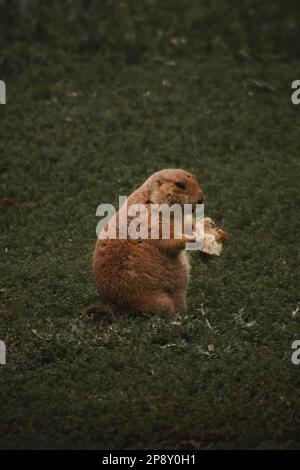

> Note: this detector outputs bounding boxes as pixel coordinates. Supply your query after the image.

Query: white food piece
[194,217,226,256]
[201,232,223,256]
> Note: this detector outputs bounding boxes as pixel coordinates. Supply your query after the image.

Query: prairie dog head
[146,169,203,209]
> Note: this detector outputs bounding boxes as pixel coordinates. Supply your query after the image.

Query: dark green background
[0,0,300,449]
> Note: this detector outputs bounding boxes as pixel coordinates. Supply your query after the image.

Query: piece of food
[195,217,228,256]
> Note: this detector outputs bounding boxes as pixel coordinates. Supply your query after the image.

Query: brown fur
[93,169,203,315]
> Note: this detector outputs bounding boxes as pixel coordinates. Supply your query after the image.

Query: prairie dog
[93,169,203,315]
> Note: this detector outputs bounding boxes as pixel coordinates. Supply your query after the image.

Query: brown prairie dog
[93,169,204,315]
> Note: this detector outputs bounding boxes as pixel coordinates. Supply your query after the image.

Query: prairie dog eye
[175,182,186,190]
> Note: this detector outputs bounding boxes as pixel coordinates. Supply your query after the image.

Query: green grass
[1,0,300,449]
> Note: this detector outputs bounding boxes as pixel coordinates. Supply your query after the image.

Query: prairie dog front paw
[183,233,196,243]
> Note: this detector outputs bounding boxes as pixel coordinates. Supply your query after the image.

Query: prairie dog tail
[82,304,114,317]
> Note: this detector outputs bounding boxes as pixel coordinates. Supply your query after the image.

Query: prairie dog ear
[156,177,163,187]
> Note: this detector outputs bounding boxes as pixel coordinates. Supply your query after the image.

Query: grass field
[1,0,300,449]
